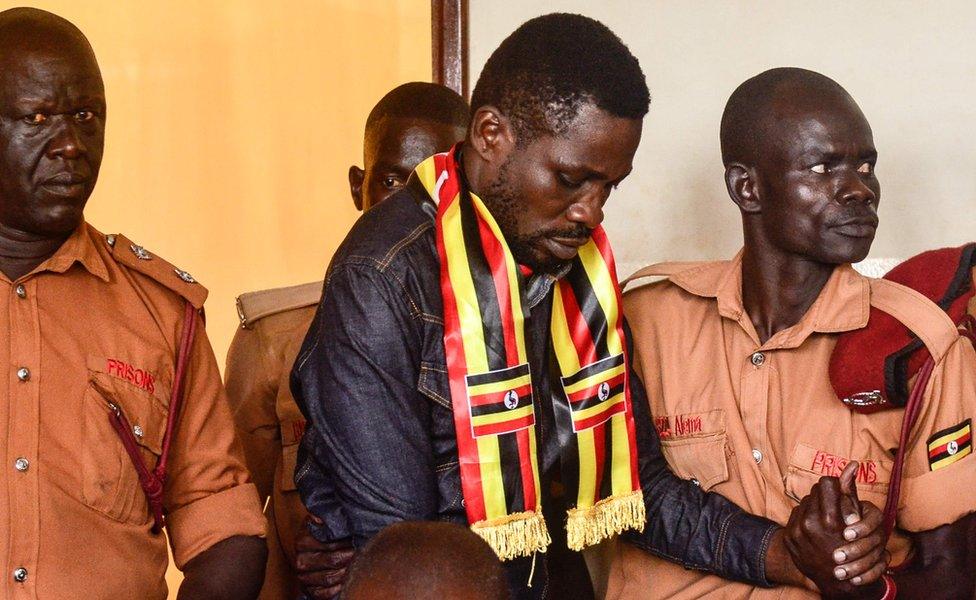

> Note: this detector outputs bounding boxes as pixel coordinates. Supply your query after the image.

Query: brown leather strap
[108,301,198,533]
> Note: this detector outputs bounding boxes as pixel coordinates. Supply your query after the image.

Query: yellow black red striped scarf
[416,147,644,560]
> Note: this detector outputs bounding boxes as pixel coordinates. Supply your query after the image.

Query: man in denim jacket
[291,14,883,600]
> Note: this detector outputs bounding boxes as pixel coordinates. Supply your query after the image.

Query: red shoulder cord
[107,301,198,533]
[882,314,976,553]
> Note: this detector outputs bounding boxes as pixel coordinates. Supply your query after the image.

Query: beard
[479,156,589,275]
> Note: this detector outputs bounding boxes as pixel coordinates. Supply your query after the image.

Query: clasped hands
[772,460,890,599]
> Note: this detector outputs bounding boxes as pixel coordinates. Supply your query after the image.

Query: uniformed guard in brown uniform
[612,69,976,598]
[228,281,322,600]
[0,9,267,599]
[225,82,469,599]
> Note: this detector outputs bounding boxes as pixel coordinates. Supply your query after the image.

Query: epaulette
[830,244,976,412]
[106,233,208,309]
[235,280,323,329]
[622,261,712,291]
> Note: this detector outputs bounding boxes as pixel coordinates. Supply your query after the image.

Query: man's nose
[565,192,605,229]
[46,117,87,160]
[838,171,877,206]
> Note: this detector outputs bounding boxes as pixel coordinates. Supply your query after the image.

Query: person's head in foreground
[340,522,509,600]
[720,67,879,264]
[462,12,649,274]
[350,82,469,212]
[0,7,104,255]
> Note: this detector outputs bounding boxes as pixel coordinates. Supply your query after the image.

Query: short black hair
[0,7,97,62]
[470,13,649,143]
[720,67,850,166]
[341,522,508,600]
[365,82,470,136]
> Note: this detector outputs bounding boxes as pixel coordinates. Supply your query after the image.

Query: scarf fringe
[565,489,646,551]
[471,510,551,561]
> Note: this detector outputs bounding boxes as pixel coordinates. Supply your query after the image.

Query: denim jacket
[291,178,779,599]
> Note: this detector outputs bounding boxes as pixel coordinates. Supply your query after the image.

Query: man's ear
[468,105,516,163]
[725,163,762,214]
[349,165,365,212]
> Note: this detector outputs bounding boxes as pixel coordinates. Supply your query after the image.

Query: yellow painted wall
[5,0,431,595]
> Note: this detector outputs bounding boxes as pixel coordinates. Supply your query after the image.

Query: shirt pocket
[278,419,306,492]
[657,409,729,491]
[82,356,169,525]
[783,443,892,510]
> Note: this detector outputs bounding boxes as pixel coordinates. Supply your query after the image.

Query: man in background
[225,82,469,599]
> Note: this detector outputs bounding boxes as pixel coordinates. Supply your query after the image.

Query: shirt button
[16,367,30,382]
[14,284,26,298]
[752,449,764,464]
[12,567,27,583]
[750,352,766,367]
[14,457,29,472]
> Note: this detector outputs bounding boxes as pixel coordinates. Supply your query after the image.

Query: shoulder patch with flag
[927,418,972,471]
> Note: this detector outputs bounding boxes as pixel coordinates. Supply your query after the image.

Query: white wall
[469,1,976,276]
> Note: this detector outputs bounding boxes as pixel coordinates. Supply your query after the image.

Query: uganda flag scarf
[416,146,644,560]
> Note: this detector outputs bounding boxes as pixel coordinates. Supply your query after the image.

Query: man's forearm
[178,535,268,600]
[625,473,779,586]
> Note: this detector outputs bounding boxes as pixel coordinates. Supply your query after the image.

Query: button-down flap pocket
[784,443,892,507]
[89,373,167,455]
[86,353,171,408]
[83,363,169,524]
[658,409,729,490]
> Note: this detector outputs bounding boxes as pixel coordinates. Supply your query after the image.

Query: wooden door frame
[431,0,469,97]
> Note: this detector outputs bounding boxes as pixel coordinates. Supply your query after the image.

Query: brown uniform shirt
[605,252,976,599]
[225,281,321,600]
[0,223,266,600]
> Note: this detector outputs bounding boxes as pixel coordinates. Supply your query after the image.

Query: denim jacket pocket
[417,361,451,410]
[417,361,464,516]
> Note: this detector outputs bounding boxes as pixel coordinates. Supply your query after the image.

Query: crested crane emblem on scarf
[560,353,627,433]
[465,363,535,437]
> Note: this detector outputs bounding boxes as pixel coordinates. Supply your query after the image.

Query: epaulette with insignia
[105,233,208,309]
[235,280,323,329]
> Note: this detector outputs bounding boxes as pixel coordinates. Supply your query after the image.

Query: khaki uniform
[0,223,266,600]
[225,281,321,600]
[605,251,976,599]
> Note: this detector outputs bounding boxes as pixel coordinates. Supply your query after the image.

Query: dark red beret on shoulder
[829,244,976,413]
